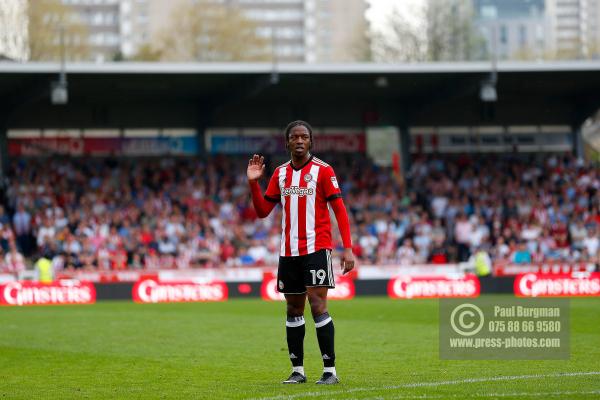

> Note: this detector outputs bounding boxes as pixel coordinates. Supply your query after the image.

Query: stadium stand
[0,153,598,273]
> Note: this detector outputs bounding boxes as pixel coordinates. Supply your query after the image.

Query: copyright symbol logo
[450,304,484,336]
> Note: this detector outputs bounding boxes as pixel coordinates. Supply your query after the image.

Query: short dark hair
[284,120,313,141]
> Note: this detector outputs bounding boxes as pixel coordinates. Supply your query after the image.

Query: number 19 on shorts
[310,269,327,285]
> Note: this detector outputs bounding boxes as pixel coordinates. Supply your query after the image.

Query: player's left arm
[330,198,354,274]
[322,166,355,274]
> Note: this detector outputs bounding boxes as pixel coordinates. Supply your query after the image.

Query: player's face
[288,125,311,158]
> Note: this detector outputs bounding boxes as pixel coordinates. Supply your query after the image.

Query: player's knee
[308,295,327,316]
[310,302,327,317]
[286,303,304,317]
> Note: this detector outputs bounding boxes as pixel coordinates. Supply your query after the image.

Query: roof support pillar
[572,124,583,158]
[399,124,411,174]
[196,103,213,157]
[0,117,7,179]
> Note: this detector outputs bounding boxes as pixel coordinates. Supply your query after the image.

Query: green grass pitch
[1,296,599,399]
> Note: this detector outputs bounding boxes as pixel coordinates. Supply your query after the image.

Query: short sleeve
[264,169,281,203]
[320,166,342,202]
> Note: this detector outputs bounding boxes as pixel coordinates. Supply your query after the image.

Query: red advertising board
[8,137,197,157]
[514,273,600,297]
[387,275,480,299]
[311,134,365,153]
[494,262,595,277]
[260,273,355,301]
[132,279,228,303]
[0,280,96,306]
[9,138,85,156]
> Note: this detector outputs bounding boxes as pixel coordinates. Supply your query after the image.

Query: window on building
[105,12,116,25]
[256,27,271,37]
[277,27,303,39]
[244,9,303,21]
[500,25,508,44]
[106,33,119,46]
[519,25,527,46]
[93,12,103,25]
[536,24,543,41]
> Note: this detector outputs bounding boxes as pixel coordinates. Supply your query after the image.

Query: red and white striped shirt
[264,156,342,257]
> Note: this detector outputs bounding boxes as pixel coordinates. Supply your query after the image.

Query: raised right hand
[247,154,265,182]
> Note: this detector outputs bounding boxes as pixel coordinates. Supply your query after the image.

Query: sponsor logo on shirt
[282,186,315,197]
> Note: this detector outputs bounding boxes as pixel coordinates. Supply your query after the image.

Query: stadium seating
[0,154,598,272]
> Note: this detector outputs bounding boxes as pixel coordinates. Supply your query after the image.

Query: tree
[370,0,486,63]
[370,7,426,62]
[130,44,162,62]
[512,38,600,61]
[27,0,90,61]
[348,27,373,62]
[0,0,29,61]
[510,47,539,61]
[587,40,600,60]
[143,0,269,62]
[425,0,486,61]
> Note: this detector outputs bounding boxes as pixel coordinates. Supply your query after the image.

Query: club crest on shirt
[278,280,284,290]
[331,176,339,189]
[304,173,313,183]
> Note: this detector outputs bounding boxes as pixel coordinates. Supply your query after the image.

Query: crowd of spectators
[0,153,598,274]
[350,154,599,267]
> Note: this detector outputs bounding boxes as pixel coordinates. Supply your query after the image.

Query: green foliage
[144,0,270,62]
[27,0,90,61]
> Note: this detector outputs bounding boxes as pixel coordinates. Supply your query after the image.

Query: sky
[366,0,426,28]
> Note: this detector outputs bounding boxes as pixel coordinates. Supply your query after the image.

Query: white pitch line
[251,371,600,400]
[341,389,600,400]
[475,390,600,398]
